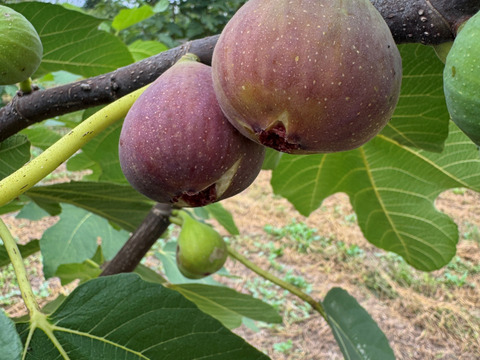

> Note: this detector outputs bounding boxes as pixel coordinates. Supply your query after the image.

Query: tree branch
[0,0,479,142]
[371,0,479,44]
[100,203,172,276]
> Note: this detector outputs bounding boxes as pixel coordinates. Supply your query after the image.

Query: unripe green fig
[119,54,265,207]
[212,0,402,154]
[175,211,228,279]
[443,12,480,146]
[0,5,43,85]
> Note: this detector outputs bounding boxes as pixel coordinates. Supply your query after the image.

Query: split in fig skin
[212,0,403,154]
[119,54,265,207]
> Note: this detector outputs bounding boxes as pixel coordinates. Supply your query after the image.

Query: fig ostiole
[211,0,402,154]
[119,54,265,207]
[0,5,43,85]
[443,12,480,146]
[171,210,228,279]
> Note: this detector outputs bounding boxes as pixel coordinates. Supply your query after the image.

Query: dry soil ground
[2,170,480,360]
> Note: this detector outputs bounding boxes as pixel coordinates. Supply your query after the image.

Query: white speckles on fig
[212,0,402,153]
[119,55,265,207]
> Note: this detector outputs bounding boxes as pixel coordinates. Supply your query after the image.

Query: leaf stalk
[227,247,328,320]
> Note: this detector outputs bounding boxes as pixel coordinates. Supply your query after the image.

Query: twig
[100,203,172,276]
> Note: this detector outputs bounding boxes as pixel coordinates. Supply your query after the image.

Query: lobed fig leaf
[0,5,43,85]
[119,54,265,207]
[175,211,228,279]
[443,12,480,146]
[212,0,402,154]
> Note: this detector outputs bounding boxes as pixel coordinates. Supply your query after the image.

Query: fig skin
[212,0,402,154]
[119,54,265,207]
[443,12,480,146]
[0,5,43,85]
[175,211,228,279]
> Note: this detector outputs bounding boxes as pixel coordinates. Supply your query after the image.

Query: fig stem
[177,53,200,63]
[227,247,328,320]
[168,214,184,227]
[0,220,70,357]
[0,218,40,316]
[0,84,149,208]
[18,77,33,94]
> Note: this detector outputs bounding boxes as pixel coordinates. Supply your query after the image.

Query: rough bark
[100,203,172,276]
[1,0,479,142]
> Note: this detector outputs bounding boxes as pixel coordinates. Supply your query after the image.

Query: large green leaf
[382,44,449,152]
[0,309,22,360]
[272,123,480,271]
[0,135,30,180]
[10,2,134,77]
[324,287,395,360]
[24,181,154,231]
[66,121,126,183]
[171,283,282,329]
[16,274,270,360]
[0,240,40,268]
[40,204,129,278]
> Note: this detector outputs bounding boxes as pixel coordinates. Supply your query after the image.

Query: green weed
[462,221,480,244]
[273,340,293,354]
[264,219,323,253]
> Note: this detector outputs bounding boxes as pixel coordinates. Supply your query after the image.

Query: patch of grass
[336,241,364,258]
[0,254,52,307]
[264,219,325,253]
[462,221,480,244]
[273,339,293,354]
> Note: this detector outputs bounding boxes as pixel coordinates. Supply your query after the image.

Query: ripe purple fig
[212,0,402,154]
[119,54,265,207]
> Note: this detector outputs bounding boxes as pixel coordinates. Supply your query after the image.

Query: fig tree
[0,5,43,85]
[212,0,402,154]
[119,54,265,207]
[175,211,228,279]
[443,12,480,146]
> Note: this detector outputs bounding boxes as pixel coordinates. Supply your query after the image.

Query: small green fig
[443,12,480,146]
[175,211,228,279]
[0,5,43,85]
[212,0,402,154]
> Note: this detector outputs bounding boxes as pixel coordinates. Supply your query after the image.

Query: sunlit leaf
[112,5,155,32]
